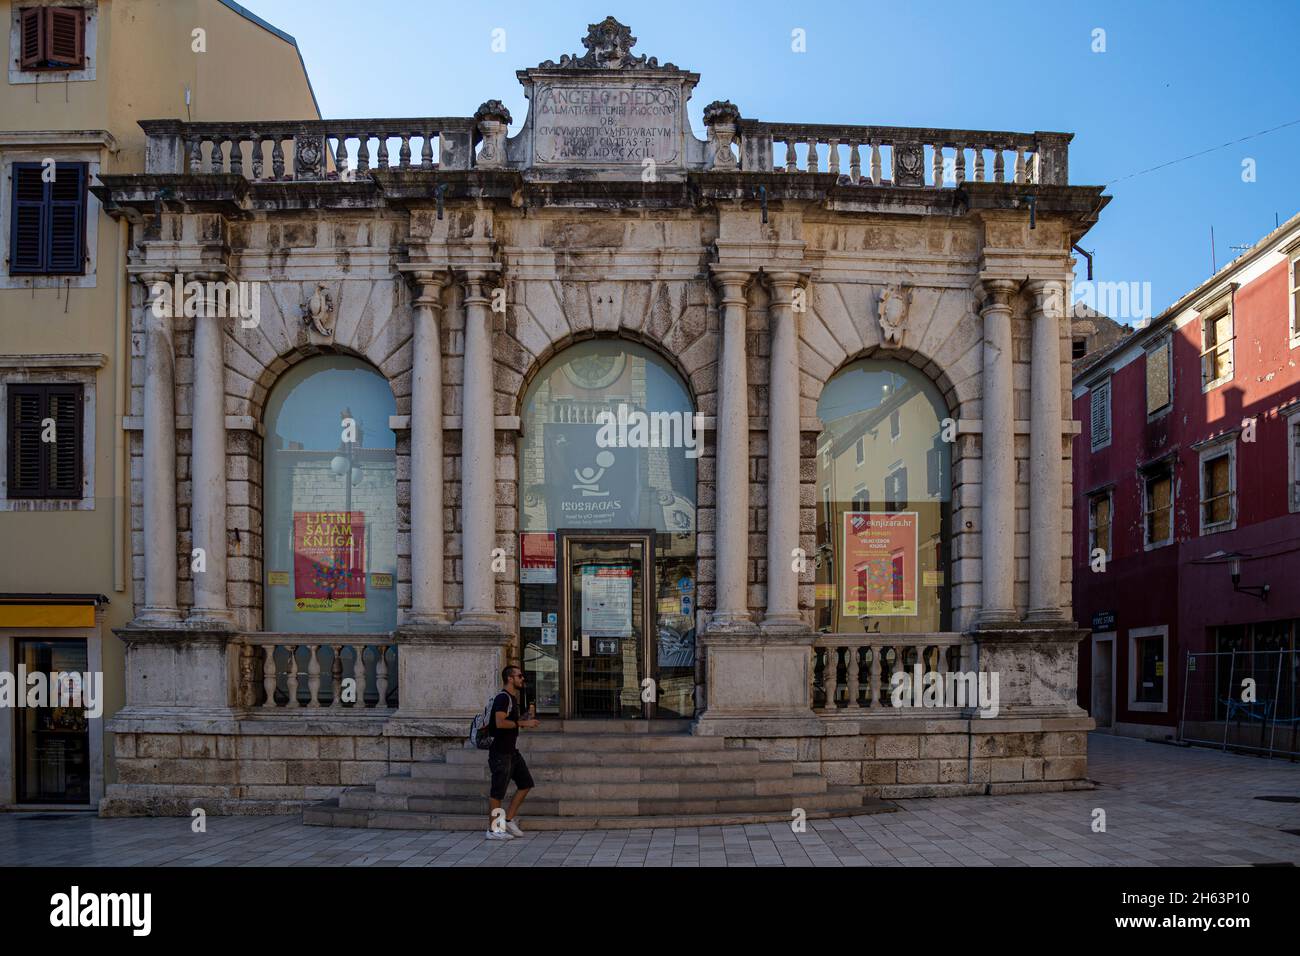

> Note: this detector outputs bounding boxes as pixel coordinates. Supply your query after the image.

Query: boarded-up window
[1200,310,1234,386]
[1090,379,1111,450]
[1145,339,1171,414]
[1202,451,1233,527]
[1143,466,1172,546]
[1089,493,1111,556]
[7,383,83,498]
[1291,258,1299,338]
[17,6,85,70]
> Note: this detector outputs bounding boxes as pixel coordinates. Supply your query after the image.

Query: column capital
[760,269,810,304]
[456,266,501,305]
[975,277,1021,313]
[408,269,451,309]
[1023,277,1068,319]
[709,266,756,303]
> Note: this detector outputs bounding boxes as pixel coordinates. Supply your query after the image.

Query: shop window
[18,6,85,70]
[815,359,951,635]
[1145,337,1171,415]
[1088,490,1111,558]
[1198,442,1235,533]
[262,356,398,633]
[8,162,87,275]
[15,638,90,804]
[1142,462,1173,548]
[1129,626,1167,711]
[1089,378,1111,451]
[1200,308,1234,389]
[6,382,82,498]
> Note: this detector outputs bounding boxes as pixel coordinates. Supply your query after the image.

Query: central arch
[517,338,699,720]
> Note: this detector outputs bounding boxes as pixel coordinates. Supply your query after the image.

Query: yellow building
[0,0,318,808]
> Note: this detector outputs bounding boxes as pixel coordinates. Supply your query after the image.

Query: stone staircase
[304,720,894,830]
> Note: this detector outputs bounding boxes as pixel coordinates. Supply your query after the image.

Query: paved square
[1,734,1297,867]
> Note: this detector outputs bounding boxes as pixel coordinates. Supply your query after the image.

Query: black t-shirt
[489,690,519,755]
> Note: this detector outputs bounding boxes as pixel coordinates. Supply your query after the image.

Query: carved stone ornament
[892,142,924,187]
[537,16,677,70]
[704,100,742,171]
[474,100,512,169]
[294,133,324,180]
[302,283,335,337]
[877,284,913,347]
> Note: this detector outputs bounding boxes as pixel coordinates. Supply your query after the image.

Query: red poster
[520,532,556,584]
[293,511,366,612]
[843,511,918,616]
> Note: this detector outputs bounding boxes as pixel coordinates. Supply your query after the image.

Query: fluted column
[136,271,181,623]
[1026,279,1067,622]
[456,270,499,627]
[763,271,804,627]
[978,278,1019,625]
[188,272,233,623]
[710,269,754,627]
[408,271,449,625]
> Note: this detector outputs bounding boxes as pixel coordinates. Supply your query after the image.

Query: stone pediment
[510,17,705,177]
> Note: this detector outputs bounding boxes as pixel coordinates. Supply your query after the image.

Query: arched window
[518,339,698,718]
[262,356,398,633]
[815,358,951,634]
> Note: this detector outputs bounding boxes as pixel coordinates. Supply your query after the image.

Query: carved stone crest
[877,284,913,347]
[294,133,323,180]
[538,16,676,70]
[892,142,924,187]
[302,283,335,338]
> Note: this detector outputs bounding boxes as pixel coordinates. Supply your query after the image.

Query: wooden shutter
[8,385,44,497]
[45,7,85,68]
[10,163,47,274]
[46,385,82,496]
[6,384,81,499]
[1090,380,1110,448]
[19,7,43,69]
[47,163,86,274]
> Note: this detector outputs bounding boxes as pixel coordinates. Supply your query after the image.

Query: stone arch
[814,343,964,424]
[248,342,398,427]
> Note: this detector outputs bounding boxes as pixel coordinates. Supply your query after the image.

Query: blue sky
[246,0,1300,318]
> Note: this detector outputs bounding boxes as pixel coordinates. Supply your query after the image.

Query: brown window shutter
[19,8,43,69]
[8,385,45,497]
[46,385,83,497]
[45,6,85,68]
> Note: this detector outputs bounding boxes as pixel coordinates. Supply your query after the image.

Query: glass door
[560,533,653,719]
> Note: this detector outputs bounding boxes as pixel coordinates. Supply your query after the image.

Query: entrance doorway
[1091,632,1115,730]
[559,531,654,719]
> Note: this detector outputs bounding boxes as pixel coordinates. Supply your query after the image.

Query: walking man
[486,664,539,840]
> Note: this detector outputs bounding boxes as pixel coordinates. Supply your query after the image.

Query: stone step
[512,733,727,753]
[443,747,763,767]
[342,783,856,816]
[530,719,695,734]
[375,773,824,801]
[305,795,896,831]
[413,760,793,783]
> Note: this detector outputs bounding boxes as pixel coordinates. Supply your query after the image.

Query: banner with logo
[541,422,642,528]
[843,511,918,617]
[293,511,366,612]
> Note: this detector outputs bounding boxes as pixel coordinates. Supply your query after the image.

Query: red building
[1072,214,1300,747]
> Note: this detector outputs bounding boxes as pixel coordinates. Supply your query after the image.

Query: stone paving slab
[1,735,1297,867]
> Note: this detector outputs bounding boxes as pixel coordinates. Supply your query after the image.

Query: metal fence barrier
[1179,650,1300,758]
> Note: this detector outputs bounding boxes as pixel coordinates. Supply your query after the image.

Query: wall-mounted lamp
[1227,553,1269,602]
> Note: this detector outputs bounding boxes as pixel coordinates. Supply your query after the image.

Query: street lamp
[1225,551,1269,602]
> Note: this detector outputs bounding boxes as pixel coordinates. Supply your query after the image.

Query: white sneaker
[485,829,514,840]
[505,819,525,838]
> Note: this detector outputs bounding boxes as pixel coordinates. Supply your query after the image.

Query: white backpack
[466,692,503,750]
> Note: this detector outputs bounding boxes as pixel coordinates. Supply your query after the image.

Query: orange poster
[843,511,918,617]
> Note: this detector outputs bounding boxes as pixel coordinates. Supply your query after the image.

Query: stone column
[456,269,499,628]
[1027,279,1067,622]
[710,269,754,627]
[136,271,181,623]
[408,271,449,625]
[188,273,233,623]
[978,278,1019,625]
[762,271,803,628]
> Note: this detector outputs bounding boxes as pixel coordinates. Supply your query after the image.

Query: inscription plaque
[534,83,680,165]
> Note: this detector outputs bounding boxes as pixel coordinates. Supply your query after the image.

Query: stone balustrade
[813,634,976,712]
[140,118,479,179]
[737,122,1070,186]
[239,636,398,711]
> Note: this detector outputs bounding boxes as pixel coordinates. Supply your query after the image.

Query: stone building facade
[93,19,1106,823]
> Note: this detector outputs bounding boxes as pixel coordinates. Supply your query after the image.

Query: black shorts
[488,751,534,800]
